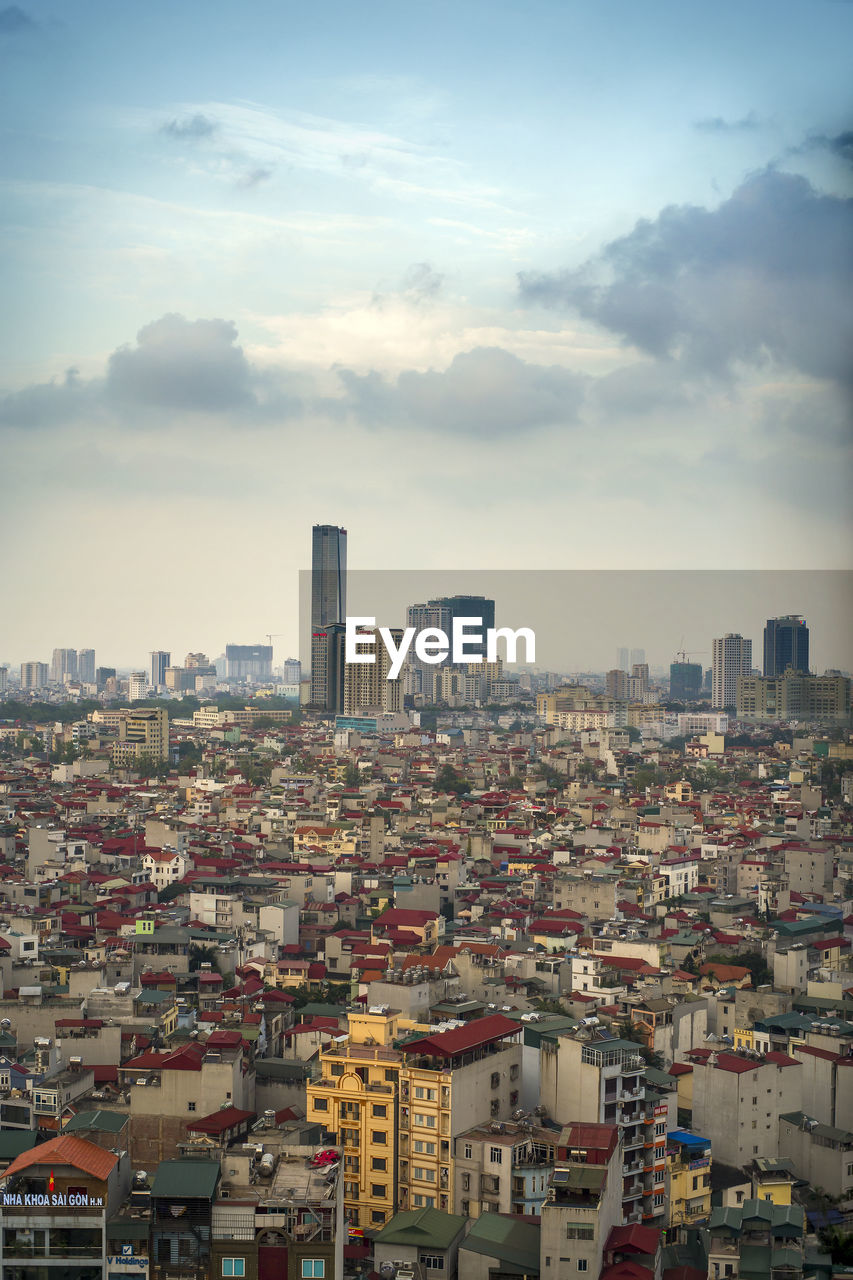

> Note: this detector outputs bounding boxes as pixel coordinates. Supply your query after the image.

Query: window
[654,1192,665,1207]
[301,1264,325,1279]
[372,1104,386,1117]
[421,1256,444,1271]
[372,1131,387,1144]
[222,1262,245,1278]
[461,1200,469,1214]
[187,1101,196,1112]
[491,1073,500,1089]
[509,1065,519,1081]
[490,1146,502,1164]
[463,1143,473,1159]
[490,1100,500,1117]
[371,1184,386,1198]
[414,1113,436,1128]
[413,1194,435,1208]
[371,1158,387,1171]
[414,1140,435,1155]
[578,1263,588,1274]
[313,1097,328,1111]
[510,1091,519,1106]
[414,1086,436,1100]
[413,1166,436,1182]
[385,1069,396,1081]
[371,1210,385,1223]
[462,1174,470,1190]
[566,1226,594,1240]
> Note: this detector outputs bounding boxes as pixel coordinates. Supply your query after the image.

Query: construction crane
[266,633,285,647]
[674,649,706,664]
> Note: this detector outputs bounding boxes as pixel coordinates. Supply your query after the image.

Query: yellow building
[306,1008,523,1230]
[111,707,170,766]
[666,1129,712,1230]
[750,1157,795,1205]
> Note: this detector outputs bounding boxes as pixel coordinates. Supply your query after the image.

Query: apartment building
[539,1031,669,1225]
[689,1048,802,1167]
[111,708,170,766]
[666,1128,712,1231]
[540,1121,623,1279]
[452,1120,558,1219]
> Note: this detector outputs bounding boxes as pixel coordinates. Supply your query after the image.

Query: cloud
[161,113,219,141]
[399,262,444,303]
[0,4,33,32]
[105,315,255,411]
[519,170,853,388]
[694,112,761,133]
[237,166,273,188]
[336,346,587,436]
[802,129,853,167]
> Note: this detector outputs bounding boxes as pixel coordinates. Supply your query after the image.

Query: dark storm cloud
[694,112,761,133]
[336,346,587,436]
[106,315,254,411]
[806,129,853,166]
[0,5,34,32]
[161,113,219,140]
[519,170,853,387]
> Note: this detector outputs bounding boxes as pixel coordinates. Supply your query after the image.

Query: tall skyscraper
[78,649,96,684]
[630,647,645,668]
[617,647,629,673]
[128,672,148,702]
[151,650,171,688]
[712,634,752,709]
[51,648,77,683]
[311,524,347,630]
[763,615,809,677]
[284,657,302,685]
[311,525,347,706]
[341,627,403,715]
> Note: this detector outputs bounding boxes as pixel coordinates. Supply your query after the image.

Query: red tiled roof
[401,1014,518,1058]
[4,1134,119,1181]
[187,1106,255,1135]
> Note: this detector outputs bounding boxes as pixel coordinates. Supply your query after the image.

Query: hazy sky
[0,1,851,669]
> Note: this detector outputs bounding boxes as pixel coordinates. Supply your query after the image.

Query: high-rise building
[617,647,630,673]
[128,672,148,702]
[737,672,850,724]
[50,648,77,683]
[630,647,645,668]
[112,707,170,766]
[284,657,302,684]
[95,666,116,689]
[311,524,347,630]
[21,661,49,689]
[151,650,171,688]
[225,643,273,682]
[670,661,702,701]
[341,627,403,716]
[77,648,95,684]
[311,525,347,706]
[0,666,7,694]
[605,669,629,700]
[712,634,752,709]
[763,615,809,677]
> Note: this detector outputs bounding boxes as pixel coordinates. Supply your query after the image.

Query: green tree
[436,764,471,796]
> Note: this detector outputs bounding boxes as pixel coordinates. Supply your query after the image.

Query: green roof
[0,1131,41,1160]
[460,1213,541,1273]
[373,1207,467,1250]
[65,1109,128,1135]
[151,1159,220,1200]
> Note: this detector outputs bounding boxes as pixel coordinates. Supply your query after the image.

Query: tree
[436,764,471,796]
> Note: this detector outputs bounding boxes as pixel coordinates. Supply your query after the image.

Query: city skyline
[0,0,850,669]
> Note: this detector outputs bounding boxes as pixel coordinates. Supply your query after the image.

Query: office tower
[617,647,630,673]
[0,667,7,694]
[311,524,347,706]
[95,666,116,689]
[630,647,645,668]
[311,524,347,630]
[165,666,196,693]
[21,661,49,689]
[127,672,148,702]
[284,657,302,684]
[51,648,77,683]
[225,643,273,681]
[77,648,95,684]
[341,628,403,715]
[112,707,170,766]
[670,661,703,701]
[763,615,809,677]
[184,652,215,673]
[737,672,850,724]
[712,634,752,709]
[150,650,171,688]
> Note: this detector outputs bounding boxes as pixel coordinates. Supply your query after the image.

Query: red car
[309,1149,339,1168]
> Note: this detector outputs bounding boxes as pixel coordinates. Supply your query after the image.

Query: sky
[0,0,851,670]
